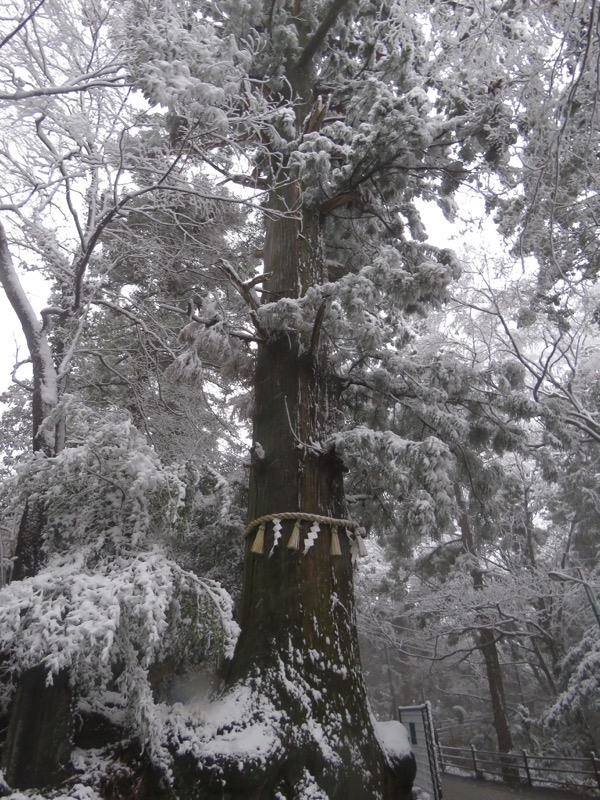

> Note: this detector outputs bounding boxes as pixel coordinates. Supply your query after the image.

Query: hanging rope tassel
[356,528,368,557]
[251,521,266,554]
[287,519,301,550]
[330,524,342,556]
[245,512,362,559]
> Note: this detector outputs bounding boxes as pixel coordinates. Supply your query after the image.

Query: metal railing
[438,743,600,794]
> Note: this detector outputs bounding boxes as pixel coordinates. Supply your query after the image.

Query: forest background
[0,0,599,798]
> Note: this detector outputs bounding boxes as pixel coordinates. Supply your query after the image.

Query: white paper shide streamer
[269,518,282,556]
[303,520,320,554]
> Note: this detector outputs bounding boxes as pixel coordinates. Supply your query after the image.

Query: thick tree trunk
[3,497,73,793]
[227,349,387,796]
[0,224,73,791]
[169,182,415,798]
[2,666,72,789]
[213,171,415,795]
[2,588,72,791]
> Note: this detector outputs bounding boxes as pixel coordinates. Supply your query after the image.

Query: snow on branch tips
[166,294,255,386]
[328,427,455,537]
[0,397,239,759]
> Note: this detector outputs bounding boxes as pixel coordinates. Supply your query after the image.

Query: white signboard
[398,703,443,800]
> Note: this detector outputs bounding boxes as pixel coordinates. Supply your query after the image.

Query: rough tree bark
[214,17,414,794]
[173,25,416,795]
[225,203,404,797]
[172,160,415,800]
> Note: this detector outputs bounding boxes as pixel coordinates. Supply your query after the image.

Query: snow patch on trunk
[373,719,412,761]
[166,682,285,767]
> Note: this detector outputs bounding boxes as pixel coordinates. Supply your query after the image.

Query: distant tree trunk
[455,484,518,784]
[478,628,518,781]
[0,223,72,790]
[11,496,46,582]
[520,484,560,682]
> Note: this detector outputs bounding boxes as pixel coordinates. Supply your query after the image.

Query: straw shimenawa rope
[244,512,367,557]
[243,511,359,538]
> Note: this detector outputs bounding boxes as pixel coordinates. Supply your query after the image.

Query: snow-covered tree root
[165,669,415,800]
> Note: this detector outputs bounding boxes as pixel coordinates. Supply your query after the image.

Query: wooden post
[471,745,480,779]
[592,751,600,791]
[437,742,445,773]
[522,750,532,785]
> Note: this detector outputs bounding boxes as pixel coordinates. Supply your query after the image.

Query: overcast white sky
[1,270,50,396]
